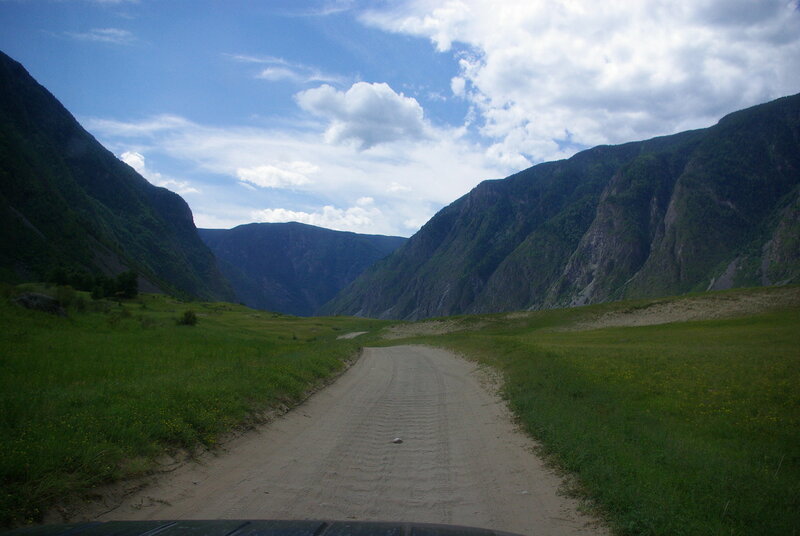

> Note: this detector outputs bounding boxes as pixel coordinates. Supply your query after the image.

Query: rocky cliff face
[0,51,234,301]
[199,223,405,316]
[323,94,800,320]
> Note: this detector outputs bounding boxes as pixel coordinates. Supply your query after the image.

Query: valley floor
[77,346,605,535]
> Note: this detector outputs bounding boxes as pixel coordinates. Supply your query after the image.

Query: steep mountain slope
[0,51,234,301]
[199,222,405,316]
[323,94,800,320]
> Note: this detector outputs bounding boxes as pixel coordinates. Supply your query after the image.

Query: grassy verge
[0,288,386,528]
[403,289,800,535]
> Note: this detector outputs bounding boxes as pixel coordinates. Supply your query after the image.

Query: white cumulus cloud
[450,76,466,97]
[364,0,800,164]
[120,151,198,195]
[296,82,429,149]
[251,200,382,233]
[388,182,412,193]
[88,112,519,236]
[236,161,318,189]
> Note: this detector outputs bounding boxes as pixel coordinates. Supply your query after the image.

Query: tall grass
[414,291,800,535]
[0,291,385,527]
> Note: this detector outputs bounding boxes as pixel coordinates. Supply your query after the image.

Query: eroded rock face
[324,93,800,320]
[13,293,66,316]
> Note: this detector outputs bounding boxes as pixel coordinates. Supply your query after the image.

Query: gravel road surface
[93,346,604,535]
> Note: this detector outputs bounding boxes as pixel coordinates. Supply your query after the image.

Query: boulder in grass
[13,292,66,317]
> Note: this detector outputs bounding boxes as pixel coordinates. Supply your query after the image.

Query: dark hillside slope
[0,51,233,300]
[199,222,405,316]
[323,93,800,320]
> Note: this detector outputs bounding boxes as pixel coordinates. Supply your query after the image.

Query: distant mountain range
[3,49,797,320]
[322,93,800,320]
[199,223,405,316]
[0,50,234,301]
[0,50,403,312]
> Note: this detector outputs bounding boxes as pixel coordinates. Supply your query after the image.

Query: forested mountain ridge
[199,222,405,316]
[322,93,800,320]
[0,51,234,301]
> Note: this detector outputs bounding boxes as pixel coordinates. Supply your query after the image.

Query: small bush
[54,285,76,308]
[91,286,105,300]
[73,296,86,312]
[177,310,198,326]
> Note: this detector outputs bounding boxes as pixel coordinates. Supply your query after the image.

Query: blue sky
[2,0,799,236]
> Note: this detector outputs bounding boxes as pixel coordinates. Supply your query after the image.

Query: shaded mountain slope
[199,222,405,316]
[0,51,233,300]
[323,93,800,320]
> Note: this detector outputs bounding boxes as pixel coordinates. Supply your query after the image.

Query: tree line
[47,267,138,299]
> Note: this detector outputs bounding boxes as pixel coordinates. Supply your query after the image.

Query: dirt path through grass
[86,345,604,535]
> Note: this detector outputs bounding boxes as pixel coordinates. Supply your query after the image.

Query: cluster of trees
[47,267,138,299]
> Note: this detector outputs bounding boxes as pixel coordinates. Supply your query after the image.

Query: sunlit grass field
[406,289,800,535]
[3,285,798,534]
[0,288,386,528]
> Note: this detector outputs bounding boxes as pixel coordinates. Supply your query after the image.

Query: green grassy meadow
[0,287,386,528]
[3,285,798,535]
[397,289,800,535]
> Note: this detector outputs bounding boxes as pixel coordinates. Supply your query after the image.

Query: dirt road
[92,346,604,535]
